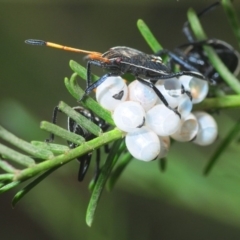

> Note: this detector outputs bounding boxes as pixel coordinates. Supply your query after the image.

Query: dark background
[1,1,240,239]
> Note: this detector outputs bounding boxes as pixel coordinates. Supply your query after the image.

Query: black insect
[156,1,240,85]
[47,106,109,182]
[25,39,213,117]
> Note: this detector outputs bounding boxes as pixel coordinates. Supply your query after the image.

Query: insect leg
[181,84,192,101]
[177,38,227,50]
[182,1,221,42]
[86,60,104,88]
[92,142,110,183]
[79,73,116,101]
[86,61,92,89]
[152,71,216,85]
[77,153,92,182]
[92,149,101,183]
[45,106,60,142]
[104,144,110,153]
[156,49,200,72]
[137,77,181,118]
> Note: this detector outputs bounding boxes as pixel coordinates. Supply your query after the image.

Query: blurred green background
[1,0,240,239]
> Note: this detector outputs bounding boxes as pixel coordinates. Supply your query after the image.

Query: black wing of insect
[155,1,240,83]
[47,105,109,182]
[25,39,213,118]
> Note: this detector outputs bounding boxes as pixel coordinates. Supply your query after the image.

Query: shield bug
[47,105,109,182]
[25,39,213,117]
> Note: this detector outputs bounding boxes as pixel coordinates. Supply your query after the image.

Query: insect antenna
[25,39,109,62]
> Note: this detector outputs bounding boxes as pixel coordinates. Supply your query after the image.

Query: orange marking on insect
[45,41,102,55]
[45,42,110,63]
[87,53,110,63]
[25,39,111,63]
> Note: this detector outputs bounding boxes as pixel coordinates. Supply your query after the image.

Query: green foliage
[1,0,240,228]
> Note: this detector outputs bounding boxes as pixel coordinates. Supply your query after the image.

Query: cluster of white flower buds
[96,76,218,162]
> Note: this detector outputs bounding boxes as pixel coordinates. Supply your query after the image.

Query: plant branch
[193,95,240,110]
[86,139,124,227]
[0,143,35,167]
[14,128,123,182]
[58,101,103,136]
[31,141,69,155]
[64,71,115,126]
[40,121,85,145]
[0,126,53,159]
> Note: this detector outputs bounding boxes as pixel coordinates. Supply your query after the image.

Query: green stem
[14,128,122,182]
[31,141,69,155]
[58,101,103,136]
[0,173,14,180]
[193,95,240,110]
[64,72,115,126]
[204,120,240,175]
[0,125,53,159]
[0,143,35,167]
[40,121,85,145]
[12,164,64,207]
[137,19,163,53]
[107,151,132,191]
[0,160,18,173]
[86,139,123,227]
[0,181,21,194]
